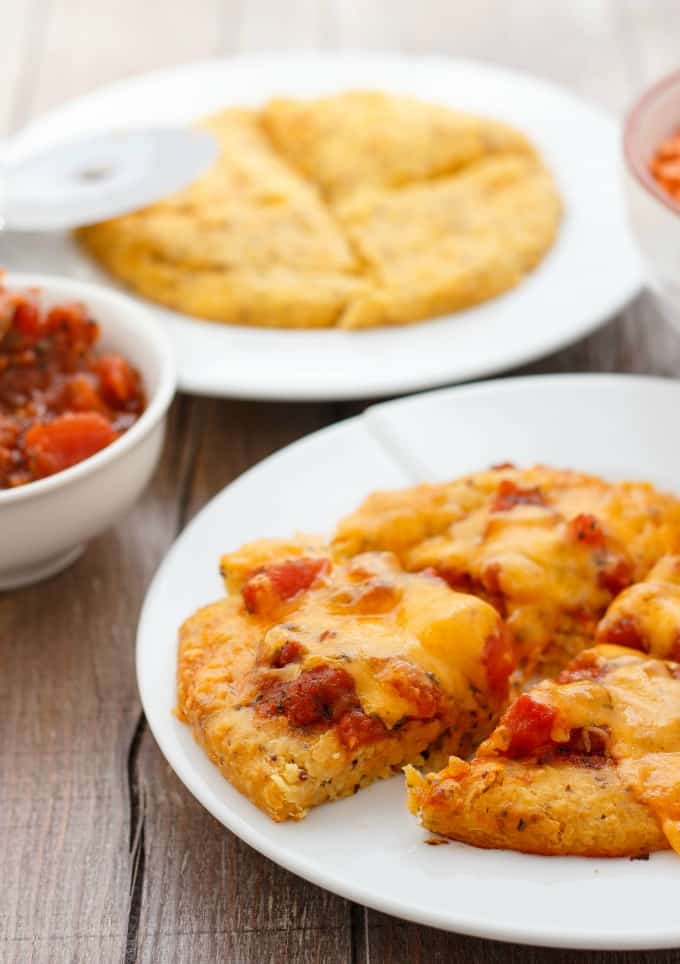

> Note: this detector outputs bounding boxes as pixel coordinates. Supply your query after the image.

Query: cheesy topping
[477,646,680,852]
[596,555,680,660]
[182,544,510,768]
[333,466,680,675]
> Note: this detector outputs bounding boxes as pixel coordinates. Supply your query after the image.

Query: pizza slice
[406,644,680,857]
[333,465,680,678]
[177,540,513,821]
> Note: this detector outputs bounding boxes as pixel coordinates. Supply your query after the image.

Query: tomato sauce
[0,283,145,487]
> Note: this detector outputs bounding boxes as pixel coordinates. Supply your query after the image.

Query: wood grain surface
[2,2,680,962]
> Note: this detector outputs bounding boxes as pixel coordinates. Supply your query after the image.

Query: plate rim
[138,372,680,950]
[9,50,643,401]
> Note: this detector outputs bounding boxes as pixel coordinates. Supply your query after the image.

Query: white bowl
[624,70,680,328]
[0,273,176,589]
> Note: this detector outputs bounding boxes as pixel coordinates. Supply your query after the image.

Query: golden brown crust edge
[405,758,667,857]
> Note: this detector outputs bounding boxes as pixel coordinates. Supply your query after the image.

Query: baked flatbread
[177,540,512,821]
[77,109,365,328]
[77,92,561,329]
[406,645,680,857]
[333,465,680,677]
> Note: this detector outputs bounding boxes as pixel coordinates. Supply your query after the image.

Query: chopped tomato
[491,479,546,512]
[0,283,145,487]
[596,614,647,652]
[271,640,305,668]
[242,557,330,615]
[501,694,556,758]
[12,295,41,337]
[94,354,142,408]
[598,557,633,596]
[568,513,606,547]
[256,665,356,726]
[60,373,108,413]
[483,627,516,700]
[24,412,117,479]
[337,708,387,750]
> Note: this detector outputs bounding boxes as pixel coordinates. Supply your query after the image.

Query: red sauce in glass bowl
[0,282,146,488]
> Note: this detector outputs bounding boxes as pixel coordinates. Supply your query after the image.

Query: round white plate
[4,52,641,401]
[138,374,680,950]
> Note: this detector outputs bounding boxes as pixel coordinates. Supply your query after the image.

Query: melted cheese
[475,645,680,849]
[618,753,680,854]
[333,466,680,673]
[190,544,505,735]
[597,555,680,659]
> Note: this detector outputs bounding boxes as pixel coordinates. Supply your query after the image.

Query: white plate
[4,52,641,401]
[138,374,680,950]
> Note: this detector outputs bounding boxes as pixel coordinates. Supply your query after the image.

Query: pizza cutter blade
[1,127,218,232]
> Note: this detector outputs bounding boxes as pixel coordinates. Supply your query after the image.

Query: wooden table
[3,2,680,961]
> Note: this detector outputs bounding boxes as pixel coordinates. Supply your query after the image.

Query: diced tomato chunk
[271,640,305,668]
[12,296,41,337]
[598,557,633,596]
[60,374,108,413]
[596,614,647,652]
[501,694,557,758]
[256,665,356,726]
[337,708,387,750]
[94,354,142,408]
[568,513,606,547]
[483,626,516,700]
[242,557,330,615]
[491,479,546,512]
[24,412,117,479]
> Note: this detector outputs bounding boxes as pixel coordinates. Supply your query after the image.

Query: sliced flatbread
[177,540,513,821]
[77,109,365,328]
[77,92,562,330]
[333,465,680,677]
[261,90,534,203]
[406,645,680,857]
[335,153,561,329]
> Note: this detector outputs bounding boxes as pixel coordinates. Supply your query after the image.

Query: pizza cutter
[0,127,218,232]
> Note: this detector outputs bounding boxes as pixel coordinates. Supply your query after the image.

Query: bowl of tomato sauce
[624,69,680,330]
[0,273,175,588]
